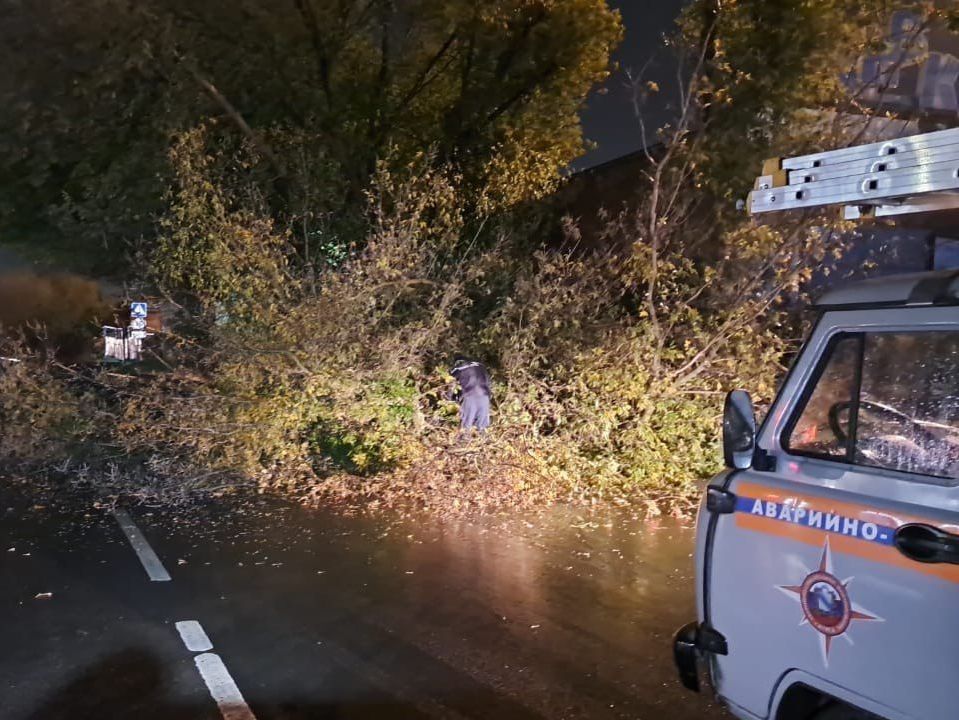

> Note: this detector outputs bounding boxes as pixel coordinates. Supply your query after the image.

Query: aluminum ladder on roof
[747,126,959,219]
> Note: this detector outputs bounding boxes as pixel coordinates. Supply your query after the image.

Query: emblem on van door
[777,538,883,666]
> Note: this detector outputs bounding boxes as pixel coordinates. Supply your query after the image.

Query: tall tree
[0,0,622,270]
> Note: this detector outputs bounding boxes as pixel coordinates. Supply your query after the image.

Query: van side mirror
[723,390,757,469]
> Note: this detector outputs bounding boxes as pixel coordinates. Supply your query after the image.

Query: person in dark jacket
[450,355,491,433]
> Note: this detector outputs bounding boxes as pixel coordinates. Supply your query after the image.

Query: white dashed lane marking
[112,513,256,719]
[175,620,214,652]
[113,509,171,582]
[194,652,258,720]
[175,620,257,720]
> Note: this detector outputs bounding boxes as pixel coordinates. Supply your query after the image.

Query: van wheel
[811,703,875,720]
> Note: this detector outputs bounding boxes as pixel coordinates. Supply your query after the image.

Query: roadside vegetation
[1,1,951,514]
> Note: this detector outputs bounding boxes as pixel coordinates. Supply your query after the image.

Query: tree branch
[184,63,292,198]
[293,0,334,108]
[393,30,459,116]
[187,69,280,168]
[485,62,559,125]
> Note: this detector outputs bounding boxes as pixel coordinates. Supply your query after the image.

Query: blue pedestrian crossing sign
[130,302,148,318]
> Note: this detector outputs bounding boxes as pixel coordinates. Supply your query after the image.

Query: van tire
[811,703,876,720]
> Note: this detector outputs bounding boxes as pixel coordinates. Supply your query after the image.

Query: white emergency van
[675,129,959,720]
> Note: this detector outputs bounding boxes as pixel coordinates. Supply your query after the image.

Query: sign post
[102,301,151,363]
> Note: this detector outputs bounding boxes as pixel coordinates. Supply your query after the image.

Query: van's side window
[785,330,959,480]
[785,335,861,460]
[856,332,959,479]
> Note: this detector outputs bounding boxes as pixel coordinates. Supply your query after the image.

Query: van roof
[815,269,959,309]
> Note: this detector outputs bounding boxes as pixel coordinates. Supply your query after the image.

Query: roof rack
[747,126,959,220]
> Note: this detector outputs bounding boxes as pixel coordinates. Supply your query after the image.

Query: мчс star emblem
[777,538,883,666]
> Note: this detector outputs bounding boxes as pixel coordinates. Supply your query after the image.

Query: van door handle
[894,524,959,565]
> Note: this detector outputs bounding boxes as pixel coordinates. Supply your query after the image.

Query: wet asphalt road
[1,484,726,720]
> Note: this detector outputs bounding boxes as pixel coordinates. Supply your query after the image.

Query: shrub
[0,341,95,460]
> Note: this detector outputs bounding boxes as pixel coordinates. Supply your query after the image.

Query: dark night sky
[576,0,688,170]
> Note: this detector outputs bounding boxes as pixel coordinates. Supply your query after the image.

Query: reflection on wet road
[1,485,726,719]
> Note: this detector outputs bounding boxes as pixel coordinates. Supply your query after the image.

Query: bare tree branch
[183,62,293,198]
